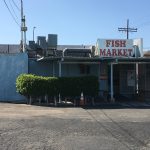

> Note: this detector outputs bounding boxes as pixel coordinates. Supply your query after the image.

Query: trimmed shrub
[80,76,99,97]
[16,74,35,97]
[16,74,46,97]
[58,77,81,97]
[16,74,99,98]
[47,77,59,96]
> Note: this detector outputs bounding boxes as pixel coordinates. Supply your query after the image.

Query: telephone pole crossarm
[118,19,137,39]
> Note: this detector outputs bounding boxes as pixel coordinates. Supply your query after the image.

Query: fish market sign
[96,39,134,57]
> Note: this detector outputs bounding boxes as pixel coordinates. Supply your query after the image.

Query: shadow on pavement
[82,101,150,109]
[1,100,150,109]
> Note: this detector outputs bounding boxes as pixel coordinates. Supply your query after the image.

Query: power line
[11,0,20,11]
[9,0,19,19]
[3,0,20,27]
[118,19,137,39]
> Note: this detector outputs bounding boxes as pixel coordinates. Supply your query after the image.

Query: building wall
[0,53,28,101]
[29,60,99,77]
[62,63,99,77]
[61,64,79,77]
[99,63,108,93]
[0,44,20,54]
[29,60,55,76]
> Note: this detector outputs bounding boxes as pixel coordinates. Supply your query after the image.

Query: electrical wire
[9,0,19,19]
[11,0,20,11]
[3,0,20,27]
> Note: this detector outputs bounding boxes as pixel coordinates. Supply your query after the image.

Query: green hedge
[16,74,99,98]
[16,74,47,97]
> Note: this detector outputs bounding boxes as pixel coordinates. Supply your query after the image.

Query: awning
[36,56,150,64]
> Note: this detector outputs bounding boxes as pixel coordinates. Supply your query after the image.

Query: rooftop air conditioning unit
[37,36,47,49]
[46,34,58,56]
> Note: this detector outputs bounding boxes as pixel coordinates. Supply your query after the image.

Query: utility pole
[20,0,23,52]
[118,19,137,39]
[20,0,27,52]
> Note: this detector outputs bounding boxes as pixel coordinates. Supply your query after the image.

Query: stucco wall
[28,60,56,76]
[29,60,99,77]
[0,53,28,101]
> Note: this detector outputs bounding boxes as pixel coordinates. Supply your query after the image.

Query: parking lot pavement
[93,101,150,109]
[0,103,150,150]
[120,101,150,108]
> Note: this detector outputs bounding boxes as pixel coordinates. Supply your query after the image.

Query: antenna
[118,19,137,39]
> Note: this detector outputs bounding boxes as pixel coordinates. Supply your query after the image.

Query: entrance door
[113,64,136,101]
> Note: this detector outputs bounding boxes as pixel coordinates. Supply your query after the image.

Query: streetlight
[33,26,36,41]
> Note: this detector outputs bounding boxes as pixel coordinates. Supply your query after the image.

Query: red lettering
[100,49,106,56]
[128,49,133,56]
[123,49,127,56]
[112,40,115,47]
[107,49,111,56]
[120,40,126,47]
[115,40,120,47]
[106,40,127,47]
[106,40,111,47]
[112,49,117,56]
[118,49,123,56]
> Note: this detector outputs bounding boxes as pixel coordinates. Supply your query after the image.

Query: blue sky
[1,0,150,49]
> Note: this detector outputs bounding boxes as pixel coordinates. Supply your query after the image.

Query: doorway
[112,64,136,101]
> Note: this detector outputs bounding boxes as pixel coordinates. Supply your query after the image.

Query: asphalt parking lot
[0,103,150,150]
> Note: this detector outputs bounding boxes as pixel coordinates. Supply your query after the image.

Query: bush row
[16,74,99,98]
